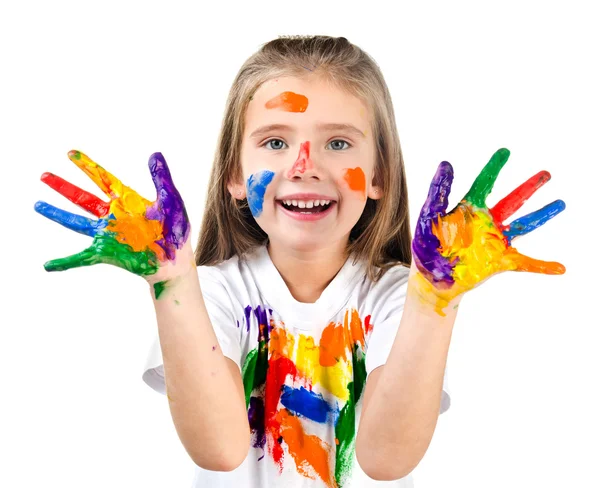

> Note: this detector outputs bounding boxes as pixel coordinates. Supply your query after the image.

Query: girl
[34,36,566,487]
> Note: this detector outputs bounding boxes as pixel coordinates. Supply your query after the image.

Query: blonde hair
[195,35,412,282]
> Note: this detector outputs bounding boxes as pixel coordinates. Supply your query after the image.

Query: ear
[227,179,246,200]
[367,182,382,200]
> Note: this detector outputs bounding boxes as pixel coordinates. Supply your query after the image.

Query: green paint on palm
[464,148,510,208]
[43,232,159,276]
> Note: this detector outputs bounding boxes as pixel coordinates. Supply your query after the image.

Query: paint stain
[343,167,366,200]
[287,141,312,178]
[153,280,168,299]
[246,170,275,217]
[265,91,309,112]
[212,345,217,351]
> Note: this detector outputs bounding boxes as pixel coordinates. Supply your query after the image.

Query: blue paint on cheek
[246,170,275,217]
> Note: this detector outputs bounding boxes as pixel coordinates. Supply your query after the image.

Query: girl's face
[229,75,382,252]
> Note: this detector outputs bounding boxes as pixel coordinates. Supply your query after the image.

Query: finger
[502,249,566,274]
[40,172,110,217]
[34,201,109,237]
[146,152,190,254]
[463,148,510,208]
[67,150,125,199]
[92,234,160,276]
[490,171,551,224]
[419,161,454,219]
[503,199,566,245]
[43,245,100,272]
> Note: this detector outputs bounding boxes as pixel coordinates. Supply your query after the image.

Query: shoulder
[358,261,410,318]
[196,246,263,301]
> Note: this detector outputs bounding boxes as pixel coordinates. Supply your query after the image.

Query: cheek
[246,170,275,217]
[342,167,367,201]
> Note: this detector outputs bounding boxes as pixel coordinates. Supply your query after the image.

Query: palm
[412,148,565,310]
[34,150,190,278]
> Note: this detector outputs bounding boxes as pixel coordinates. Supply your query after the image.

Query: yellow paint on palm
[431,203,508,288]
[69,150,165,258]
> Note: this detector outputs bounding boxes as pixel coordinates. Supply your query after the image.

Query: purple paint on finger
[146,152,191,260]
[412,161,456,287]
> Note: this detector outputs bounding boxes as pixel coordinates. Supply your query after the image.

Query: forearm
[356,272,460,480]
[150,264,250,471]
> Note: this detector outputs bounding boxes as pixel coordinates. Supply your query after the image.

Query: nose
[287,141,319,179]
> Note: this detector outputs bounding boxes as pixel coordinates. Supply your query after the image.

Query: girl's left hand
[411,148,566,315]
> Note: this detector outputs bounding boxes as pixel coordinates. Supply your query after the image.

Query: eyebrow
[249,123,366,139]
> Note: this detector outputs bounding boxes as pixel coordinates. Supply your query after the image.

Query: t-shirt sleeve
[141,271,243,396]
[364,265,451,415]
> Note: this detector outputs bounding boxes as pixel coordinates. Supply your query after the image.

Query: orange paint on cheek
[343,167,366,199]
[265,91,309,112]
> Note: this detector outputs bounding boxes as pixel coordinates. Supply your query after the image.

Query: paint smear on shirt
[265,91,309,112]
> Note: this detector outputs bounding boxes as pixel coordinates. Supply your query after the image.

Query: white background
[2,1,598,487]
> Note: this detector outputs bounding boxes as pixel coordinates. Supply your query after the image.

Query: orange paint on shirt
[277,409,337,488]
[343,167,366,200]
[265,91,309,112]
[319,322,347,367]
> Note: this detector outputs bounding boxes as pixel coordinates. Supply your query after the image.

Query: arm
[356,148,565,480]
[355,265,460,480]
[34,150,250,471]
[149,253,250,472]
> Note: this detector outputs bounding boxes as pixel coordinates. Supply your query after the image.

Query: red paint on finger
[41,172,110,217]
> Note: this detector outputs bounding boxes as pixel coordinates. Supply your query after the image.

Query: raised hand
[411,148,566,315]
[34,150,191,282]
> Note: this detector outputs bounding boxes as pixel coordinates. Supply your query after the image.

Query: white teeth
[281,199,332,207]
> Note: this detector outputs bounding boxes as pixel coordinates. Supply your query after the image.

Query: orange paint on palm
[265,91,309,112]
[277,409,337,488]
[343,168,366,200]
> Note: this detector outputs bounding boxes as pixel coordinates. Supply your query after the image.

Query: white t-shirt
[143,244,451,488]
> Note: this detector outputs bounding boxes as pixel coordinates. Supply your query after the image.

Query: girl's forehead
[246,76,369,124]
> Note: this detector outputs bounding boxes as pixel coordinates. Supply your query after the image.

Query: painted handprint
[411,148,566,315]
[34,150,191,285]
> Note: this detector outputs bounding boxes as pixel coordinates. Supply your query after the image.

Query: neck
[266,237,350,303]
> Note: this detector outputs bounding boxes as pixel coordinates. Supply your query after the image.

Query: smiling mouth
[276,200,334,214]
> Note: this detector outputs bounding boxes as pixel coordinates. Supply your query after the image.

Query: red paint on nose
[287,141,313,178]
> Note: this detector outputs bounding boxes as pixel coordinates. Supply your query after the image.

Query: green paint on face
[153,280,168,299]
[174,299,180,305]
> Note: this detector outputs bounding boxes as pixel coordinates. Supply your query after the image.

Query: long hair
[195,35,412,282]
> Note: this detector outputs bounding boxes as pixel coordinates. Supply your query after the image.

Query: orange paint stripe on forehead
[265,91,309,112]
[343,167,366,199]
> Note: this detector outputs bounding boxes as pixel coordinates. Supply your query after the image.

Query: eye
[327,139,351,151]
[262,139,288,150]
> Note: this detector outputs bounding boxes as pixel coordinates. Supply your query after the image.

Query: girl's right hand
[34,150,193,284]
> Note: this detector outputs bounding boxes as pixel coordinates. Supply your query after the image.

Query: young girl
[34,36,566,488]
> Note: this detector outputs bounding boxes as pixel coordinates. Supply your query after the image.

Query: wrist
[407,264,463,318]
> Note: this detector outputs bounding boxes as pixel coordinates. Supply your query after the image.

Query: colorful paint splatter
[412,148,566,314]
[241,305,374,488]
[265,91,309,112]
[34,150,190,287]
